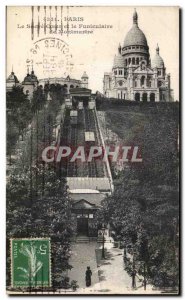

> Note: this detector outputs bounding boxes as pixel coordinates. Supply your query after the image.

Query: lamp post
[102,226,106,259]
[131,247,137,289]
[143,262,146,290]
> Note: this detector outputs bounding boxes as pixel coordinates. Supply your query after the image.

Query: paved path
[68,242,101,293]
[97,246,162,294]
[68,242,162,294]
[97,246,132,293]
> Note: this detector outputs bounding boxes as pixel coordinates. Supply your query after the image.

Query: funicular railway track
[68,126,78,177]
[60,105,105,178]
[59,110,69,176]
[83,107,104,177]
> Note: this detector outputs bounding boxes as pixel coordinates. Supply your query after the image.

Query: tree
[7,90,74,290]
[6,114,19,164]
[31,85,46,113]
[6,86,32,165]
[98,165,179,289]
[7,86,28,110]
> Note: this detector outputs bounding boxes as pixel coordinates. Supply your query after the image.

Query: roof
[70,189,100,194]
[123,12,148,48]
[67,177,111,192]
[23,70,38,84]
[113,54,125,68]
[39,77,81,84]
[81,71,88,78]
[6,72,19,83]
[72,199,97,210]
[152,46,164,68]
[70,193,106,206]
[70,88,92,95]
[152,55,164,68]
[123,25,147,48]
[85,131,95,142]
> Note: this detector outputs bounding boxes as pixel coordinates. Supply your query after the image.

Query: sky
[7,6,179,100]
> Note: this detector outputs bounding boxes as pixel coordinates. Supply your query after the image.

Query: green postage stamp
[11,238,51,288]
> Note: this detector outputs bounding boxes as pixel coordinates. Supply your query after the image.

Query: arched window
[132,57,135,65]
[150,93,155,102]
[70,84,74,88]
[135,81,137,87]
[128,58,131,65]
[158,81,162,87]
[142,93,147,102]
[136,57,139,65]
[160,93,165,101]
[141,76,145,86]
[135,93,140,102]
[64,84,68,92]
[146,78,151,87]
[125,59,127,66]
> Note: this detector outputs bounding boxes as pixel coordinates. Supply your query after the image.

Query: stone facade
[7,68,89,100]
[6,70,19,92]
[22,69,39,100]
[103,10,173,102]
[39,71,89,94]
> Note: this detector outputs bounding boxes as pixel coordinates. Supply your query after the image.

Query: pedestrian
[131,269,137,289]
[123,247,127,261]
[85,266,92,287]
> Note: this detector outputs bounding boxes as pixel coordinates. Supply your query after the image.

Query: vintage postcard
[6,6,180,295]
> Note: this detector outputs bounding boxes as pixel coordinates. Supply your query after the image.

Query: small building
[6,70,19,92]
[81,71,89,89]
[72,199,99,237]
[70,88,92,107]
[70,110,78,125]
[39,72,89,94]
[69,188,110,237]
[22,69,38,100]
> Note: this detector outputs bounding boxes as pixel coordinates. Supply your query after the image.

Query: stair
[75,236,90,243]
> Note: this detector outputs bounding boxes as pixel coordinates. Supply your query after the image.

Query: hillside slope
[97,103,179,186]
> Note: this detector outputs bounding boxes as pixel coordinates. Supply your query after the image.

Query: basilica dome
[152,45,164,68]
[113,54,125,68]
[23,69,38,84]
[123,10,148,48]
[113,48,125,68]
[7,71,19,83]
